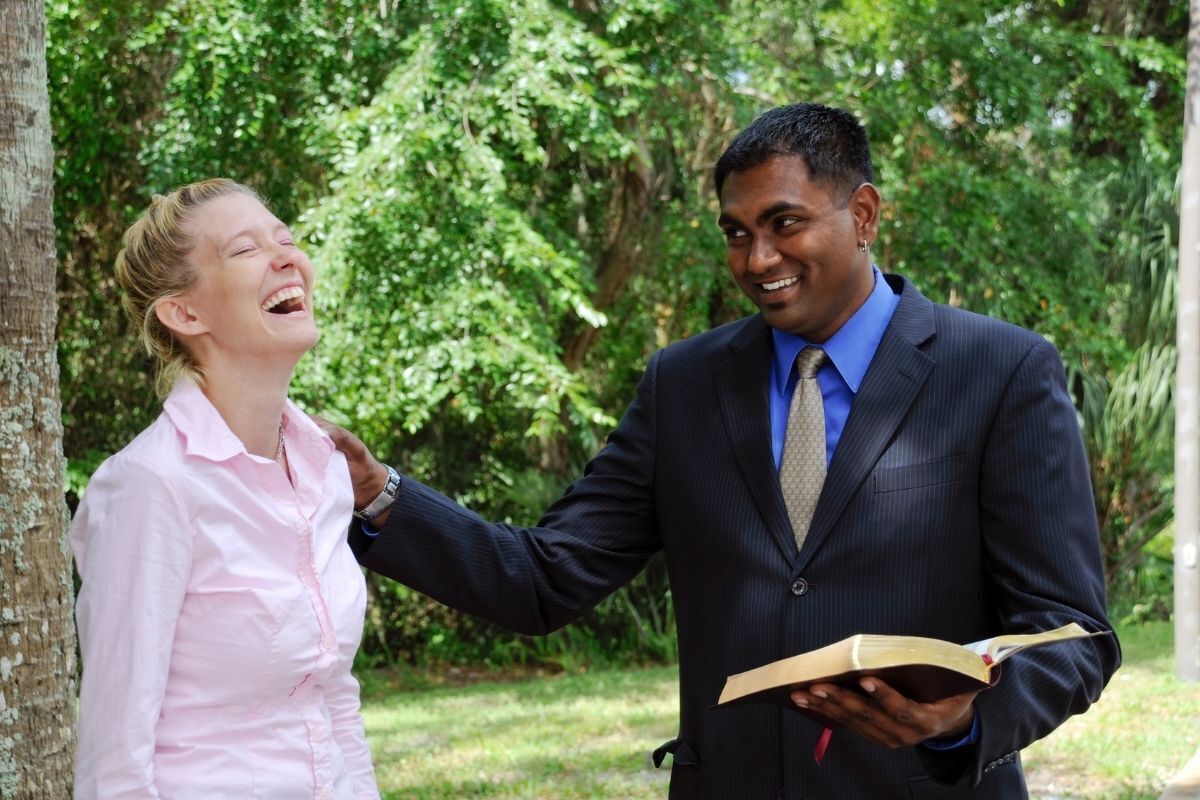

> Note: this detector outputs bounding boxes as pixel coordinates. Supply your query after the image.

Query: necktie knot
[795,347,826,380]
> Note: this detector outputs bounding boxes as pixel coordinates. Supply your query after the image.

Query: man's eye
[723,228,747,242]
[232,246,255,256]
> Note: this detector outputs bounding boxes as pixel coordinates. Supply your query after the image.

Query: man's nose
[747,236,782,274]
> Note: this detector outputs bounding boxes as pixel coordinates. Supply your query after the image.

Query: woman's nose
[269,245,294,270]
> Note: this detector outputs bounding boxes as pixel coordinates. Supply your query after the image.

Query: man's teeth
[261,286,305,312]
[761,276,798,292]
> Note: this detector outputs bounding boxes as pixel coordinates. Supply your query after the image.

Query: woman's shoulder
[88,413,187,489]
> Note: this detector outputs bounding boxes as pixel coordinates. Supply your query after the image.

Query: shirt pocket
[873,454,969,494]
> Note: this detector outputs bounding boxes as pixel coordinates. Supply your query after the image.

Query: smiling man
[328,103,1119,799]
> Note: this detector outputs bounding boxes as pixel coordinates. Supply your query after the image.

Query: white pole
[1175,0,1200,683]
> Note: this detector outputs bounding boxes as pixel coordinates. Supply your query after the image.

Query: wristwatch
[353,465,400,522]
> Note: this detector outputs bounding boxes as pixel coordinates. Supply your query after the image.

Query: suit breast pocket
[873,454,969,493]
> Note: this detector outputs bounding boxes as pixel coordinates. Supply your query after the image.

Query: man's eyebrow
[753,200,809,227]
[717,200,811,230]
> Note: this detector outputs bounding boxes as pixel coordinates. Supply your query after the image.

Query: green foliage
[53,0,1187,665]
[48,0,403,489]
[1078,148,1181,613]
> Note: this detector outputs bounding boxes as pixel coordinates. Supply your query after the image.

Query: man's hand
[310,414,392,527]
[790,678,979,749]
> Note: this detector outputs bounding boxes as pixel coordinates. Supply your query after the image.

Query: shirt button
[790,578,809,596]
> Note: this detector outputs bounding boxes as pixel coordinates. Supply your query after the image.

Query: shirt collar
[771,266,899,394]
[163,378,335,466]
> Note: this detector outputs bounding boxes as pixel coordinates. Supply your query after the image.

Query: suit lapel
[797,277,937,569]
[714,317,799,566]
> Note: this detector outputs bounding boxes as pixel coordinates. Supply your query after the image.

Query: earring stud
[858,240,868,253]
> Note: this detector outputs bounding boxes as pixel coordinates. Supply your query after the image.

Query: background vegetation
[51,0,1187,668]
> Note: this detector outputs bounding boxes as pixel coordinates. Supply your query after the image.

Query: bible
[717,622,1106,711]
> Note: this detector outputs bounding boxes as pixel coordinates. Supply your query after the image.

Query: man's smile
[760,275,799,293]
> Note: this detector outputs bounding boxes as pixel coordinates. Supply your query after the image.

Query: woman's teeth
[261,286,305,313]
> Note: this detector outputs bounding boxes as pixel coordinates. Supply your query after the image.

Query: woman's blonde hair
[115,178,263,398]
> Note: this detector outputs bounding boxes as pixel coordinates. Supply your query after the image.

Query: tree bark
[561,136,657,375]
[0,1,77,796]
[540,138,658,476]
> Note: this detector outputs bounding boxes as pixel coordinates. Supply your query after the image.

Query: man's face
[718,155,878,342]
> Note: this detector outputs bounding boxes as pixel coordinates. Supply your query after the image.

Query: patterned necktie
[780,347,827,552]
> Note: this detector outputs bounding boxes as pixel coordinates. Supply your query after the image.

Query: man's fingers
[791,680,977,749]
[308,413,363,455]
[792,685,908,748]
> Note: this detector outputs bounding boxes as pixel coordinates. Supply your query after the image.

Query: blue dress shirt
[769,267,899,471]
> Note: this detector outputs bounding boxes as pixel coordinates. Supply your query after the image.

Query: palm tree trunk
[0,1,77,794]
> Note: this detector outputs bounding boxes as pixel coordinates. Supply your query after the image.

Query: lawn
[1022,621,1200,799]
[358,621,1200,799]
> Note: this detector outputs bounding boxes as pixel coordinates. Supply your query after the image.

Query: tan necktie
[780,347,827,552]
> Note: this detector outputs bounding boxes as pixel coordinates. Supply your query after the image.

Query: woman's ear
[154,295,209,338]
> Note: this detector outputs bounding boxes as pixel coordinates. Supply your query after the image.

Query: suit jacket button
[790,578,809,596]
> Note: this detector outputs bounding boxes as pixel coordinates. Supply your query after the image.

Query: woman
[70,179,380,799]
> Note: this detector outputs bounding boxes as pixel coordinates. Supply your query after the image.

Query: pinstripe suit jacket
[351,274,1119,799]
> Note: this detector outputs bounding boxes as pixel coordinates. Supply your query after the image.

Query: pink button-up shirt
[71,380,380,799]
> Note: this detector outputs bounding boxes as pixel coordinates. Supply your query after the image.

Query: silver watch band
[353,465,400,522]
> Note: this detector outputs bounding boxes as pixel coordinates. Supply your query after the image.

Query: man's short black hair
[714,103,874,202]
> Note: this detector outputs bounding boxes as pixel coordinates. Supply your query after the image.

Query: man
[328,103,1119,798]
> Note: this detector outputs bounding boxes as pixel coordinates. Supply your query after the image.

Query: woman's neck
[198,360,295,458]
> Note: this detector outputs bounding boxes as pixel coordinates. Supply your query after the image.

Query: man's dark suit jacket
[350,274,1120,799]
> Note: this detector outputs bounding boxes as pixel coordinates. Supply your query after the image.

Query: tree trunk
[0,1,78,796]
[539,136,659,476]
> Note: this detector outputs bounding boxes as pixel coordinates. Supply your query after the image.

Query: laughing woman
[70,179,380,799]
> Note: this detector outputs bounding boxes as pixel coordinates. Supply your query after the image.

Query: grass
[358,620,1200,799]
[1022,620,1200,799]
[359,664,677,798]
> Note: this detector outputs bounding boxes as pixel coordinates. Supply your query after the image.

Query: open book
[717,622,1107,711]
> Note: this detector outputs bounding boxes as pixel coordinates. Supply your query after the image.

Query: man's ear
[154,295,209,338]
[850,182,881,245]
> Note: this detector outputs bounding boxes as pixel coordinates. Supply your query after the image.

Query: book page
[962,623,1093,662]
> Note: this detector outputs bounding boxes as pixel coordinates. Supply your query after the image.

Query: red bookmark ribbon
[814,727,833,763]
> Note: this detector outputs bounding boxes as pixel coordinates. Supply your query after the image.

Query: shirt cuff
[921,712,979,751]
[359,521,380,538]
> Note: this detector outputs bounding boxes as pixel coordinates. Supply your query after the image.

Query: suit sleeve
[71,456,192,799]
[350,351,665,634]
[920,338,1121,785]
